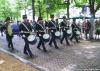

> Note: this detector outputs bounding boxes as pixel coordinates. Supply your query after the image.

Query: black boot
[55,45,59,49]
[43,49,47,52]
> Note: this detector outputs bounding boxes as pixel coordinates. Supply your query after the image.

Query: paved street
[0,33,100,71]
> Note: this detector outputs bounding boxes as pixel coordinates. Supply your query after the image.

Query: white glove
[22,35,25,37]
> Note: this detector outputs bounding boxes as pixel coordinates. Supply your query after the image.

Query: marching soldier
[48,15,59,49]
[70,19,80,43]
[60,16,70,45]
[5,17,14,51]
[35,17,47,52]
[19,15,34,58]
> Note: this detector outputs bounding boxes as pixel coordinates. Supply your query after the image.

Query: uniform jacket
[48,20,56,32]
[35,22,45,36]
[60,21,69,32]
[19,21,32,37]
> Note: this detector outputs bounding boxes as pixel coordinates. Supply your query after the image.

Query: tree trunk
[67,0,70,19]
[89,17,95,39]
[32,0,35,21]
[38,0,41,17]
[89,0,95,39]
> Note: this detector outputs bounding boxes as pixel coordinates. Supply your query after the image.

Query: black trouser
[60,31,70,45]
[1,26,4,36]
[23,37,33,56]
[6,35,14,50]
[37,36,46,51]
[49,32,58,48]
[70,32,79,43]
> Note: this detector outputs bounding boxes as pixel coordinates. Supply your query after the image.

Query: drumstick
[19,31,31,34]
[20,30,45,33]
[36,30,45,32]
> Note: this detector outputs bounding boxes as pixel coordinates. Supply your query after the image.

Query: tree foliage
[0,0,24,20]
[0,0,11,19]
[74,0,100,14]
[0,0,100,20]
[27,0,66,18]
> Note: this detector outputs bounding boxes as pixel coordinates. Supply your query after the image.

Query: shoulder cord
[22,23,30,32]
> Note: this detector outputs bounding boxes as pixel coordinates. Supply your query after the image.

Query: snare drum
[67,30,72,34]
[43,34,50,42]
[28,35,37,45]
[55,31,61,39]
[76,31,80,35]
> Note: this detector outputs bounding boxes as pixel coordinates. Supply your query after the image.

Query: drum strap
[37,23,45,31]
[50,21,56,28]
[30,23,34,28]
[63,21,69,28]
[22,23,30,32]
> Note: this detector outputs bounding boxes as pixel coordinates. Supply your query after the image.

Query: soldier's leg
[60,34,65,44]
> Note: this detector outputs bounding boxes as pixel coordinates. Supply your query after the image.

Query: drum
[28,35,37,45]
[76,31,80,35]
[11,23,19,34]
[67,30,72,34]
[43,34,50,42]
[55,31,61,39]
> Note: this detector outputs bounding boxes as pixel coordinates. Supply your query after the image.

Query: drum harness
[37,22,47,36]
[21,22,49,38]
[60,21,71,35]
[20,23,38,44]
[50,21,56,32]
[49,21,62,38]
[37,22,50,42]
[21,23,35,37]
[73,24,80,35]
[62,21,70,31]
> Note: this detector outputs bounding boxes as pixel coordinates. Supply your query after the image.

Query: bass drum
[43,34,50,42]
[11,23,19,34]
[28,35,37,45]
[55,31,61,39]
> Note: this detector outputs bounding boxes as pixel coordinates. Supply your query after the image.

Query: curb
[0,47,49,71]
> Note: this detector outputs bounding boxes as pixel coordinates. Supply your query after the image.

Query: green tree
[74,0,100,39]
[0,0,24,20]
[74,0,100,17]
[0,0,12,19]
[15,0,25,20]
[28,0,66,19]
